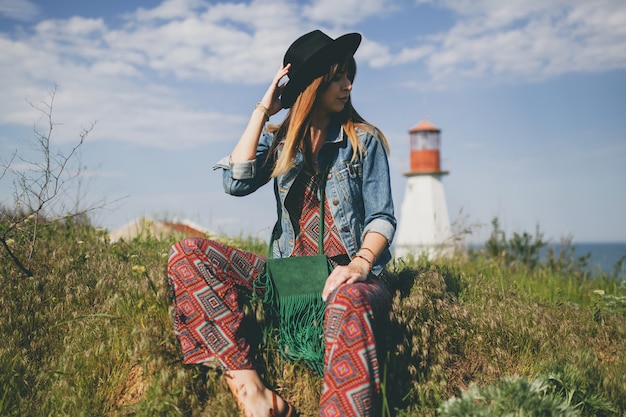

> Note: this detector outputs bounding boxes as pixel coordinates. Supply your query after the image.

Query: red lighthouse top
[410,119,439,133]
[406,119,448,176]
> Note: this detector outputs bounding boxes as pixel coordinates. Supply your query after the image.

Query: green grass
[1,219,625,416]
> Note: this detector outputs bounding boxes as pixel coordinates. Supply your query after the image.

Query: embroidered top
[285,171,348,266]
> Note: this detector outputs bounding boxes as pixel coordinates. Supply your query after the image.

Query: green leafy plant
[438,375,580,417]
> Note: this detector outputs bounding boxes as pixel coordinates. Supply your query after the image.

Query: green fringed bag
[263,166,333,376]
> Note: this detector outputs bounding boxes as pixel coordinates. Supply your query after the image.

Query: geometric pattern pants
[167,238,391,417]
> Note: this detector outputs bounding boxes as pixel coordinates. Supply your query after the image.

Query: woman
[168,30,396,417]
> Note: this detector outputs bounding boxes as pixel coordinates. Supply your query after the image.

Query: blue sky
[1,0,625,244]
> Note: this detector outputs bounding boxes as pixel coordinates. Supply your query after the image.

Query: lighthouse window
[430,132,440,148]
[410,135,420,149]
[411,131,440,150]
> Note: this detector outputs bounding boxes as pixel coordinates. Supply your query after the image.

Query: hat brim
[281,33,361,109]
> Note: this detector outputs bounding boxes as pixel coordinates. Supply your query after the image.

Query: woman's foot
[224,370,292,417]
[269,391,294,417]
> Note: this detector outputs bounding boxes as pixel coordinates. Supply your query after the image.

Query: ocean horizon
[465,241,626,278]
[555,242,626,278]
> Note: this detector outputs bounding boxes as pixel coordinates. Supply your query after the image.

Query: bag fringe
[276,293,326,375]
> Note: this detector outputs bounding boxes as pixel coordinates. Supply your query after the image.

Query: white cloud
[356,38,395,68]
[130,0,206,21]
[109,1,302,83]
[411,0,626,82]
[0,0,39,21]
[394,44,436,65]
[302,0,396,26]
[1,0,625,150]
[0,1,304,149]
[0,29,245,149]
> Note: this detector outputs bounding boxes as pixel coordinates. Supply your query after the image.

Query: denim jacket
[213,122,396,275]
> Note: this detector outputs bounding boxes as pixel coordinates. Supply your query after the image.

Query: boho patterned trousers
[167,238,391,417]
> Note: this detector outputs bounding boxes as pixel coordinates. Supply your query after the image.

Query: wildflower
[6,238,15,247]
[592,289,605,296]
[132,265,147,275]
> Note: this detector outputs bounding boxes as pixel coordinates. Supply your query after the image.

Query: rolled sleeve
[213,156,257,180]
[230,159,257,180]
[362,217,395,246]
[212,155,231,170]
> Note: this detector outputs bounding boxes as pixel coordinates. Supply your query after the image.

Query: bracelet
[359,247,376,261]
[349,261,368,276]
[353,254,372,271]
[254,102,270,121]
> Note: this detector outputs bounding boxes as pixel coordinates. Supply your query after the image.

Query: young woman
[168,30,396,417]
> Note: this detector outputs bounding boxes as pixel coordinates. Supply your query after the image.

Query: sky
[1,0,625,245]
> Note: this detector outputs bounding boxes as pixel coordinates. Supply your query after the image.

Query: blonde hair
[268,59,389,178]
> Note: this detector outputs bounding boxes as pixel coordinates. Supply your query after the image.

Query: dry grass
[1,220,625,416]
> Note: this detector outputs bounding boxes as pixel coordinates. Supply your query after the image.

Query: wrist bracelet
[349,261,368,276]
[355,251,374,265]
[254,102,270,121]
[359,247,376,261]
[354,254,372,271]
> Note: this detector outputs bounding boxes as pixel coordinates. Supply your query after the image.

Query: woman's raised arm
[230,64,290,163]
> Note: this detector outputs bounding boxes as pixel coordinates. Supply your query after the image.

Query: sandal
[269,391,296,417]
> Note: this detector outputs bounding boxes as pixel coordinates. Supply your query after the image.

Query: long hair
[268,58,390,178]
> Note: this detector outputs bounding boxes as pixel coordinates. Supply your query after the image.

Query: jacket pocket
[334,161,363,205]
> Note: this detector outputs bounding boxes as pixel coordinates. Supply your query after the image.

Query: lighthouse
[394,119,453,260]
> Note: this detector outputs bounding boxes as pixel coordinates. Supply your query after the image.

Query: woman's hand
[231,64,290,162]
[259,63,290,117]
[322,262,368,302]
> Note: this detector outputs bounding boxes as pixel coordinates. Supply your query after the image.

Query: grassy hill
[1,219,625,416]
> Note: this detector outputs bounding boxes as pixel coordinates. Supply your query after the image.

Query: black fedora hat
[280,30,361,108]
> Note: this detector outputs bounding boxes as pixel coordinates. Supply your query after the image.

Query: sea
[468,242,626,279]
[548,242,626,278]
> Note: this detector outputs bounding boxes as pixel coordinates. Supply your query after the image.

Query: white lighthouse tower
[394,119,453,260]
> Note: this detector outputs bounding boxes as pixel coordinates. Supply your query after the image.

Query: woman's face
[316,69,353,114]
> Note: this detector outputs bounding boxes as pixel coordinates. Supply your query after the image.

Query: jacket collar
[326,122,344,145]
